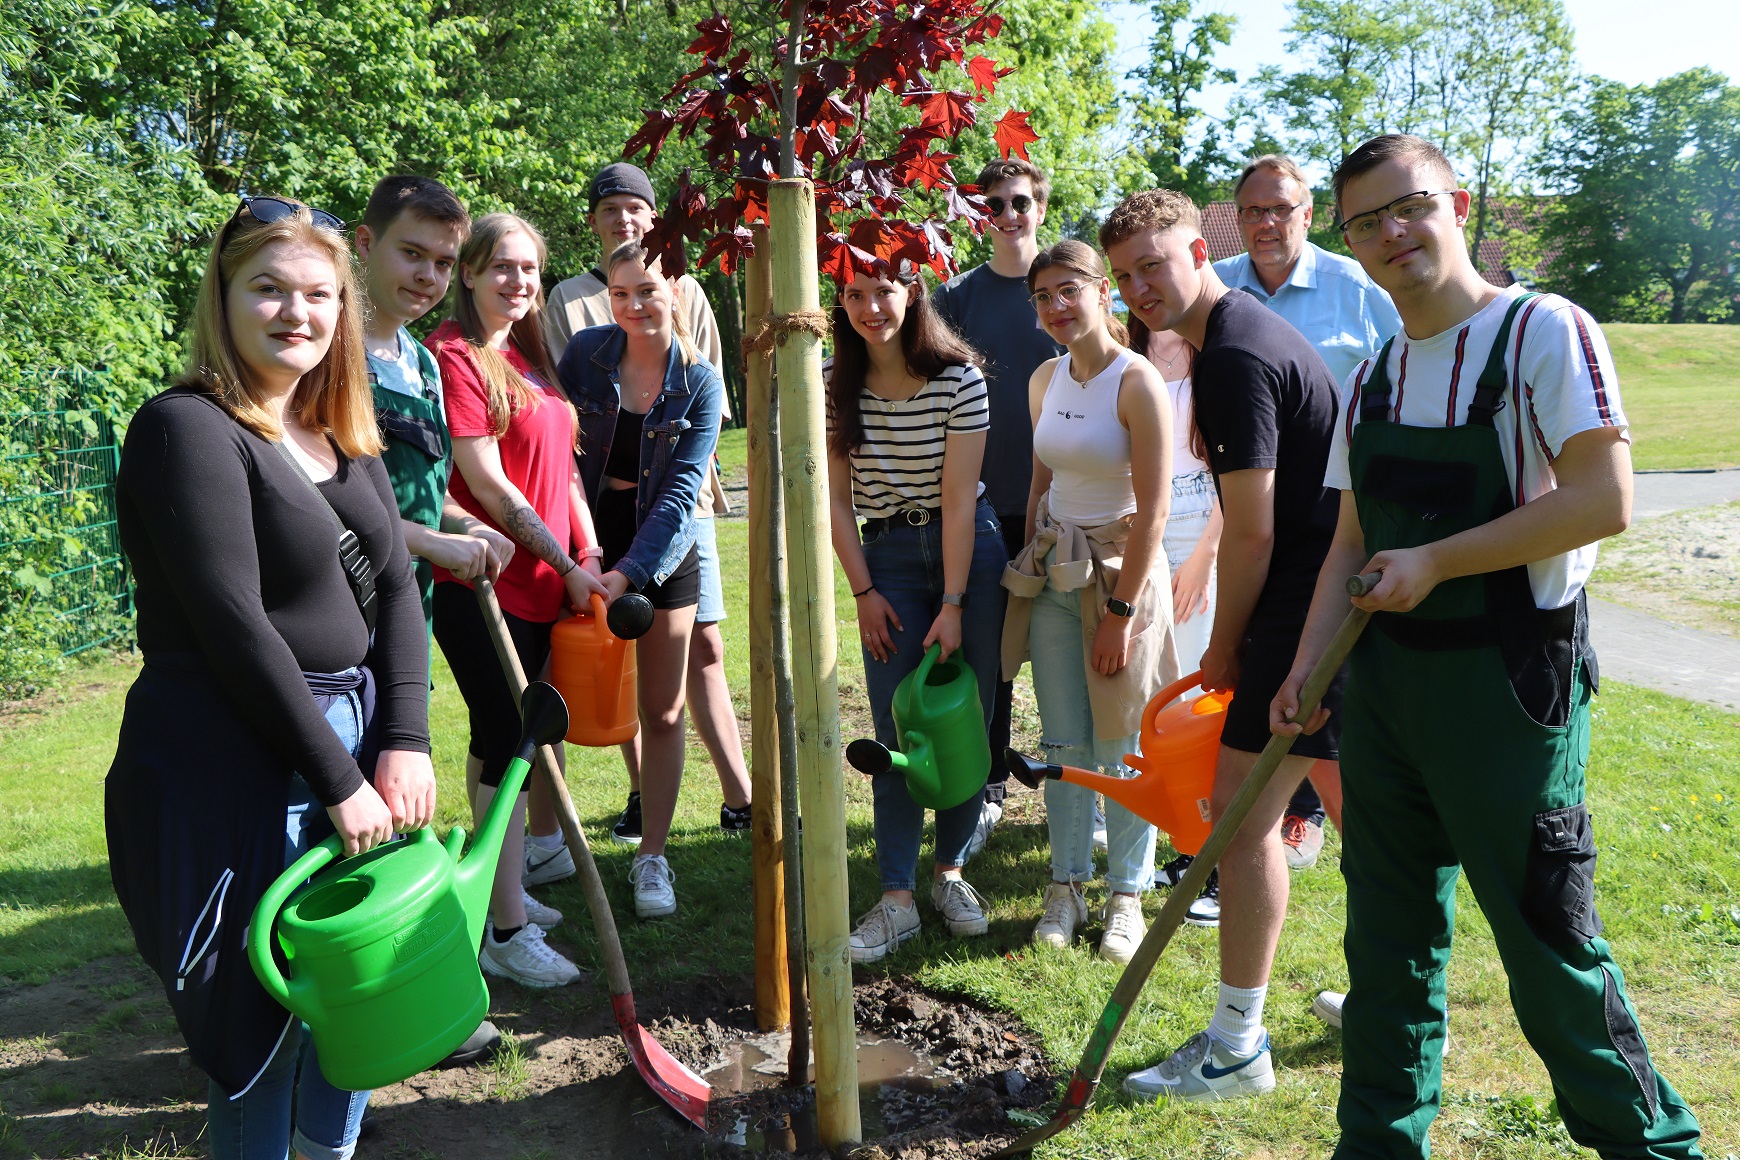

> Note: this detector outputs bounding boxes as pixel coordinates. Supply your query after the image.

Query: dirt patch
[1591,501,1740,637]
[0,959,1050,1159]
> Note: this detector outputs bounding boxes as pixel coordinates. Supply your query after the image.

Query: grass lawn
[1606,324,1740,472]
[5,471,1740,1156]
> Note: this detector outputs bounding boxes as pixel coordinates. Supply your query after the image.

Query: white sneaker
[523,839,575,886]
[1099,894,1145,965]
[1184,868,1220,928]
[1032,882,1088,949]
[628,854,677,918]
[480,922,581,988]
[1091,801,1108,852]
[963,798,1003,861]
[519,887,562,929]
[850,897,921,962]
[1281,813,1325,871]
[1311,990,1344,1028]
[930,875,988,937]
[1122,1030,1275,1103]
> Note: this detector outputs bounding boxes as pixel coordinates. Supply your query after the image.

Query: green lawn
[1606,324,1740,472]
[4,500,1739,1157]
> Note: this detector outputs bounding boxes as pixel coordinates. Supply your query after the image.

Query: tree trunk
[768,177,860,1147]
[743,228,790,1034]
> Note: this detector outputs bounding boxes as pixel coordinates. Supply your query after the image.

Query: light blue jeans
[209,677,371,1160]
[1163,469,1217,685]
[1029,554,1158,894]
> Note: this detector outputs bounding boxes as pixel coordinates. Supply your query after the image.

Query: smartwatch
[1106,596,1135,618]
[940,592,965,607]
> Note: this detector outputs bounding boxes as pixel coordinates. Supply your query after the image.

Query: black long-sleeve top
[115,386,429,806]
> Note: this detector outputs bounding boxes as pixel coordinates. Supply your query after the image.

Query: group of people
[102,126,1705,1160]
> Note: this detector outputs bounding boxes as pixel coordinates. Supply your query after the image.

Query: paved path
[1590,598,1740,711]
[1630,468,1740,520]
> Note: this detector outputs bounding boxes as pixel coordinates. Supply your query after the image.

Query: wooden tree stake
[745,225,791,1033]
[768,177,860,1146]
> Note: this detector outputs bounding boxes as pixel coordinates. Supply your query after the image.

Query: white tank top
[1034,349,1137,525]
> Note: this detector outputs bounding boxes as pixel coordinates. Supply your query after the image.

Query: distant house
[1199,198,1557,289]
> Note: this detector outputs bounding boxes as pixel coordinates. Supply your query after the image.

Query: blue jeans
[209,678,371,1160]
[861,500,1007,891]
[1028,554,1157,894]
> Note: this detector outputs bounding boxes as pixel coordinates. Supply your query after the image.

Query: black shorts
[1218,601,1345,761]
[596,485,700,610]
[431,581,553,788]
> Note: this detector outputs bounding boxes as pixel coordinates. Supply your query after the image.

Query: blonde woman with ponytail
[427,212,607,988]
[557,239,725,922]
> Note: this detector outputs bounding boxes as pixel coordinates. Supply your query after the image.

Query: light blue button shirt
[1213,243,1402,387]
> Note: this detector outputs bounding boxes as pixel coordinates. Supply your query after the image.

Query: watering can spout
[455,682,571,943]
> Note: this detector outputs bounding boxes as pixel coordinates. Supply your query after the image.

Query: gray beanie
[589,163,658,213]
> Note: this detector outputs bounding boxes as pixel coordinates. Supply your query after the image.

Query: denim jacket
[560,324,723,590]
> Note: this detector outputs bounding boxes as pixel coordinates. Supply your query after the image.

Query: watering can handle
[592,592,629,723]
[1141,670,1205,736]
[911,642,943,698]
[247,833,343,1009]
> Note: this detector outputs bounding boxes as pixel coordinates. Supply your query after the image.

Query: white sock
[529,831,564,851]
[1207,982,1268,1056]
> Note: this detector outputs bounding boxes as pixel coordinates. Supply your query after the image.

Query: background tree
[1127,0,1240,204]
[1538,68,1740,324]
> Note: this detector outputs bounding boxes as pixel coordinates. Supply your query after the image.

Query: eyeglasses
[228,196,345,235]
[1237,201,1306,225]
[1336,190,1456,244]
[1029,282,1094,311]
[986,194,1034,217]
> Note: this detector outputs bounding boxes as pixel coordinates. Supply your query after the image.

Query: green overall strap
[1464,292,1538,428]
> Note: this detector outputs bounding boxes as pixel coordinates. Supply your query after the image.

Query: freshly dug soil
[0,957,1051,1158]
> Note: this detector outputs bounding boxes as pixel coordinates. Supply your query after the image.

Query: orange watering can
[1005,670,1230,854]
[548,592,653,747]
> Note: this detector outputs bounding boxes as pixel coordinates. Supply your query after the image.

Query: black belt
[861,507,943,536]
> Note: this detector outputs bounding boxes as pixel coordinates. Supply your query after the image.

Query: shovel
[992,572,1381,1157]
[475,576,710,1129]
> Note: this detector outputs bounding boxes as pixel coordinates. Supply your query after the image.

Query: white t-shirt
[825,361,990,518]
[1325,287,1628,609]
[365,326,440,403]
[1167,376,1208,477]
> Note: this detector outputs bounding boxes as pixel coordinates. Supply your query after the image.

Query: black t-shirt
[116,387,430,805]
[931,264,1064,518]
[1192,289,1341,623]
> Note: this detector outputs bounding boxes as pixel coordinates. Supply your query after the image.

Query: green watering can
[248,682,569,1092]
[845,643,990,811]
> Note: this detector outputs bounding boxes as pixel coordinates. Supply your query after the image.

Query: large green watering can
[845,643,989,811]
[248,682,570,1092]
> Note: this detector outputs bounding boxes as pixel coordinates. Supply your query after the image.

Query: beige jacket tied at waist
[1000,493,1180,741]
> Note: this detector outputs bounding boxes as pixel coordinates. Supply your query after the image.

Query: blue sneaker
[1122,1031,1275,1103]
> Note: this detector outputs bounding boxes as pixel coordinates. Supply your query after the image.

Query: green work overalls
[1334,296,1704,1159]
[370,337,451,635]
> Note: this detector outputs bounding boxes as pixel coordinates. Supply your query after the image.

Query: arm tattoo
[499,497,573,573]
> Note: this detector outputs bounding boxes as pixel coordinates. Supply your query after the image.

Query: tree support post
[768,176,861,1146]
[744,225,791,1033]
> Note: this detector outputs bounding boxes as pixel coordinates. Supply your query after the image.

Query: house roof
[1201,202,1244,262]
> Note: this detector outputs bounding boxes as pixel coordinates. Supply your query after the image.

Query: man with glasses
[933,157,1064,852]
[1268,133,1704,1159]
[1215,154,1401,873]
[1101,189,1344,1104]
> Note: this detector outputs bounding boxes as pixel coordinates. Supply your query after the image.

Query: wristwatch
[940,592,965,608]
[1106,597,1135,618]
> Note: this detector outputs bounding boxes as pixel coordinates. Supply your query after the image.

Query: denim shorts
[695,516,725,624]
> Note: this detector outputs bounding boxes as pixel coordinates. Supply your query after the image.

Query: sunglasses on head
[228,196,345,235]
[986,194,1034,217]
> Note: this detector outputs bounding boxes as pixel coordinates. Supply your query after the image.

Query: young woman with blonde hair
[428,212,608,987]
[109,197,434,1159]
[1002,239,1180,965]
[558,239,723,921]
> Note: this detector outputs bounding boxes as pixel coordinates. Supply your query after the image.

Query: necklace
[1148,335,1186,376]
[1068,351,1114,386]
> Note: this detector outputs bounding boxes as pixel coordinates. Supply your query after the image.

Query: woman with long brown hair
[1002,239,1179,965]
[108,197,434,1159]
[824,262,1007,962]
[427,212,607,987]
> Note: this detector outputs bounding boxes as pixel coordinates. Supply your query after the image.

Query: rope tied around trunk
[743,309,832,357]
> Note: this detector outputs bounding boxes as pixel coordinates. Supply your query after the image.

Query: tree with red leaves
[621,0,1036,286]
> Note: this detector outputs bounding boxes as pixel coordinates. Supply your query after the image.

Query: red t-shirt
[426,320,575,623]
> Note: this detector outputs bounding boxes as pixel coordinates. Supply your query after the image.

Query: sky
[1110,0,1739,124]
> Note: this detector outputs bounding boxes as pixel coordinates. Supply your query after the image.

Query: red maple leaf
[964,55,1014,96]
[992,109,1039,160]
[895,147,958,193]
[912,90,976,137]
[623,110,675,166]
[686,14,733,60]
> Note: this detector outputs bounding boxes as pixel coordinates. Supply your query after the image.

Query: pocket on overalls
[1521,803,1603,948]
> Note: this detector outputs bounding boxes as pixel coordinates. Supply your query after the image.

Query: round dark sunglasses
[228,196,345,235]
[985,194,1034,217]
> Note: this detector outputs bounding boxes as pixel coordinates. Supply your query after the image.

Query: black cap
[589,163,658,214]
